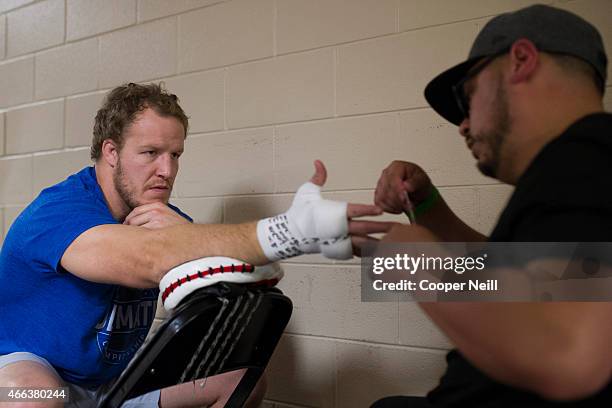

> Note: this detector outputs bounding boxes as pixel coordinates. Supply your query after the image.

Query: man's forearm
[385,211,611,398]
[61,222,267,289]
[141,221,267,286]
[420,302,612,399]
[64,173,387,288]
[417,196,486,242]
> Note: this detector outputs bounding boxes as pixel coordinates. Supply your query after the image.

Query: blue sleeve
[14,195,117,274]
[10,193,192,274]
[168,203,193,223]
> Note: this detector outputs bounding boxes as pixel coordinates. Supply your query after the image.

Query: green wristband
[414,186,439,217]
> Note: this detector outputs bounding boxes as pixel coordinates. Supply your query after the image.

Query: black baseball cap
[424,4,608,126]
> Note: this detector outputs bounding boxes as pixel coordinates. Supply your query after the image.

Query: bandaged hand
[257,160,397,262]
[257,180,350,260]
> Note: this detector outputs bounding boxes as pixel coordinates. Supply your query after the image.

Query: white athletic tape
[160,256,283,311]
[313,198,348,238]
[257,182,350,261]
[321,237,352,259]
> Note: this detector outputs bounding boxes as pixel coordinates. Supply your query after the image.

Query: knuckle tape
[321,237,352,260]
[313,199,348,238]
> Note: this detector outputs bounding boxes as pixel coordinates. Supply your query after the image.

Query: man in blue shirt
[0,83,391,407]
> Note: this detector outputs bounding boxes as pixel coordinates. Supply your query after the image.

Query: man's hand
[375,160,433,214]
[381,223,440,243]
[257,160,397,261]
[309,160,397,257]
[124,202,191,229]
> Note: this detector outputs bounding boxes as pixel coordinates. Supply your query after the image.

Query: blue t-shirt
[0,166,191,387]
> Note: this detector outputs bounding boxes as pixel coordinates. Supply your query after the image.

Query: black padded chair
[98,282,292,408]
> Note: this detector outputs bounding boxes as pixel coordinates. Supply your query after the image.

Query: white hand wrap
[256,182,351,261]
[160,256,283,311]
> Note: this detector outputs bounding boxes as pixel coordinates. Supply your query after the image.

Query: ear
[507,38,539,84]
[101,139,119,168]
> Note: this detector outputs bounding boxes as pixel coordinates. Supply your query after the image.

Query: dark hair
[91,83,189,160]
[551,53,605,95]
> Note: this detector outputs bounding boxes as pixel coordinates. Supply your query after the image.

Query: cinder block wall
[0,1,610,407]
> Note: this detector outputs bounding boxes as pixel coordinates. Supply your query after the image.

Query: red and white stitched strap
[159,256,283,311]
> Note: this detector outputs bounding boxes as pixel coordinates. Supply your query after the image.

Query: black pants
[371,396,435,408]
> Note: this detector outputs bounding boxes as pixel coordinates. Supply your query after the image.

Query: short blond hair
[91,83,189,160]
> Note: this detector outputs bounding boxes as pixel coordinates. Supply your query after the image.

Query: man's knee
[0,361,64,408]
[160,369,267,408]
[0,361,63,388]
[205,369,266,408]
[246,371,267,408]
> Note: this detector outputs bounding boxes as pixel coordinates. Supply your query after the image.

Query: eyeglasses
[452,56,497,120]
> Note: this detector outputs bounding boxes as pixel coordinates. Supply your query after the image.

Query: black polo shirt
[428,112,612,407]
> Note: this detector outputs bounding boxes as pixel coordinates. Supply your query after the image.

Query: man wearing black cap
[372,4,612,407]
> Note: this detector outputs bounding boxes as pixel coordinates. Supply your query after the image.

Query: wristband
[414,186,439,217]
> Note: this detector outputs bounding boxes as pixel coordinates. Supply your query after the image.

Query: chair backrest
[98,283,292,408]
